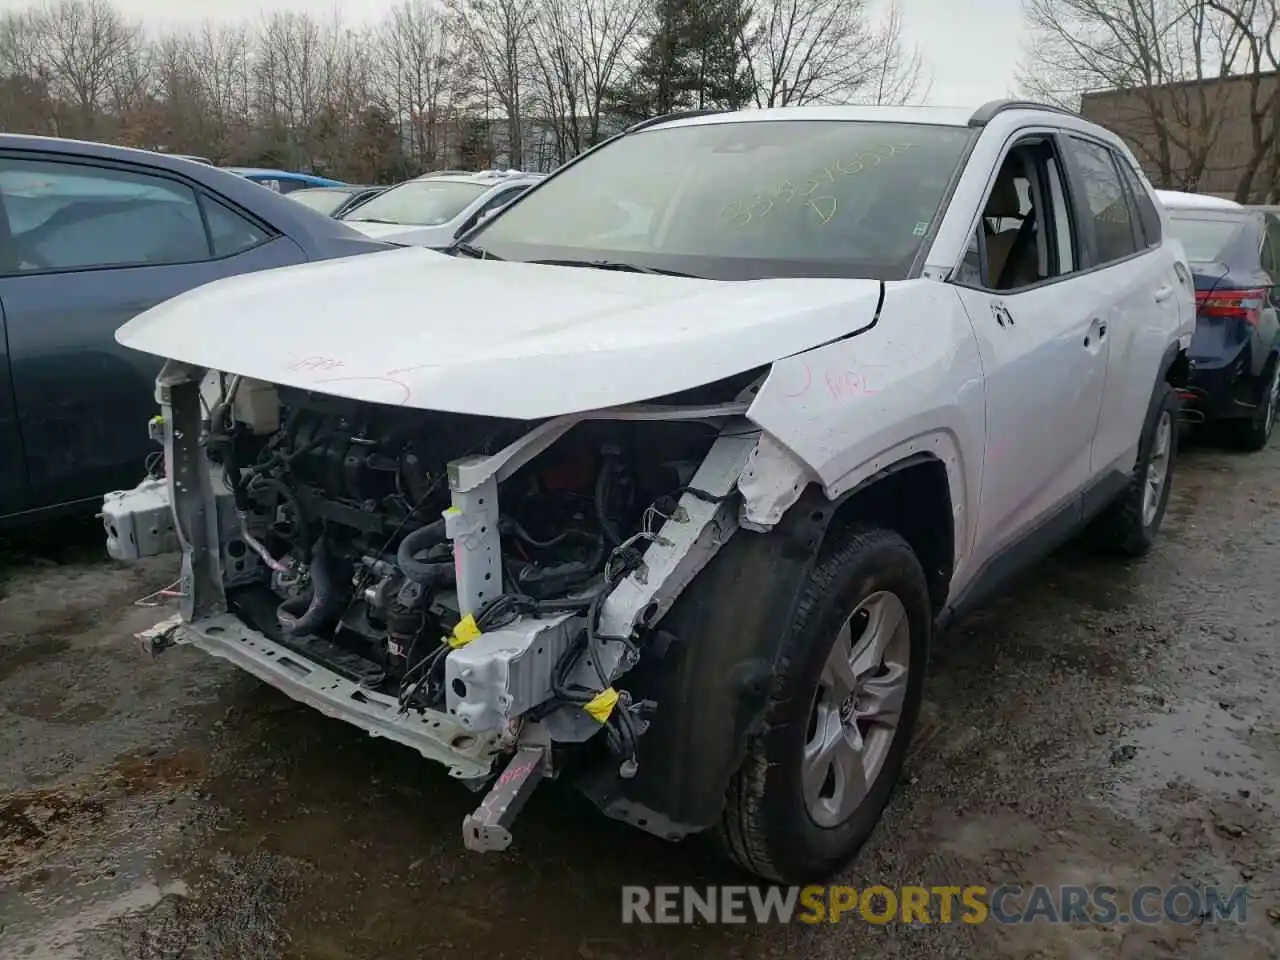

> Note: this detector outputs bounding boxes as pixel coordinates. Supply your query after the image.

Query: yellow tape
[583,687,619,723]
[448,614,481,649]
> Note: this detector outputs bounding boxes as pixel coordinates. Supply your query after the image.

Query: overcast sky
[0,0,1028,107]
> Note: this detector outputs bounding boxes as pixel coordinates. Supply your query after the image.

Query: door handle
[1084,317,1106,348]
[1155,284,1174,302]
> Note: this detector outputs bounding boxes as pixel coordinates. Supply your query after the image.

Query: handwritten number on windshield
[719,143,916,228]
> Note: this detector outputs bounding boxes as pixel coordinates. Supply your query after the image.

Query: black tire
[1232,355,1279,452]
[714,526,931,883]
[1085,381,1178,558]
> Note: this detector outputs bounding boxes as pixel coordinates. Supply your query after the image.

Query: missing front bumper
[141,612,500,780]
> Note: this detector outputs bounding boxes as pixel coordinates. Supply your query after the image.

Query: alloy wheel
[802,591,911,828]
[1142,410,1173,527]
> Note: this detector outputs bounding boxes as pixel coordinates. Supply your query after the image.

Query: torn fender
[746,280,985,582]
[577,485,834,837]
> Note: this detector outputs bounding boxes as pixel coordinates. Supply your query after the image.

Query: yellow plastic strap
[583,687,619,723]
[448,614,481,649]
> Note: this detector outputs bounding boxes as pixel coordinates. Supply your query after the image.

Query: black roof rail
[968,99,1078,127]
[625,109,726,134]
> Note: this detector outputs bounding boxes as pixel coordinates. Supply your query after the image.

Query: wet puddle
[1111,696,1278,816]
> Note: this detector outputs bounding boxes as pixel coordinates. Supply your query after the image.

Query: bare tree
[738,0,924,107]
[253,11,329,168]
[1204,0,1280,200]
[0,8,56,133]
[1018,0,1245,191]
[186,21,254,159]
[448,0,539,168]
[378,0,461,169]
[0,0,941,178]
[36,0,139,137]
[861,1,928,106]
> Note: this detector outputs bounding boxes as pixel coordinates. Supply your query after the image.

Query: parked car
[223,167,346,194]
[339,170,544,248]
[0,134,393,527]
[174,154,214,166]
[106,101,1192,884]
[1156,190,1280,448]
[288,184,386,218]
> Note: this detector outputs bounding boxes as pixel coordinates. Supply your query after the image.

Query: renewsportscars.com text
[621,884,1250,925]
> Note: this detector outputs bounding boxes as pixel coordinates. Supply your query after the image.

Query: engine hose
[237,513,290,573]
[278,540,344,636]
[396,518,453,585]
[594,456,623,547]
[247,475,310,564]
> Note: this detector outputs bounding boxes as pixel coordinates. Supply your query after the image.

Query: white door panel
[954,282,1108,557]
[1089,248,1184,474]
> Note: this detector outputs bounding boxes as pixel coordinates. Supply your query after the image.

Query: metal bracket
[461,743,550,852]
[134,613,182,657]
[444,469,502,617]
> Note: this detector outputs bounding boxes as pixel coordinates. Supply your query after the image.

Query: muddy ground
[0,434,1277,960]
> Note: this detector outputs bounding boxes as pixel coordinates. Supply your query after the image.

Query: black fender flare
[575,485,843,838]
[1159,337,1190,389]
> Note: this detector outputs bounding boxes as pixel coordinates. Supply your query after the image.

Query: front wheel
[714,526,931,883]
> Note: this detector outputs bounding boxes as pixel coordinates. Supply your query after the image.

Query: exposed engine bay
[107,365,776,851]
[218,382,724,734]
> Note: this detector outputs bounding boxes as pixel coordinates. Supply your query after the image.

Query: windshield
[469,120,972,280]
[290,189,349,215]
[1165,213,1245,262]
[345,180,487,226]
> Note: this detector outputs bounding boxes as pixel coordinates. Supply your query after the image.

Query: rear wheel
[1233,356,1280,452]
[1086,381,1177,558]
[714,527,930,883]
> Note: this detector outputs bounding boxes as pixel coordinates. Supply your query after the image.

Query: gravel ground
[0,434,1277,960]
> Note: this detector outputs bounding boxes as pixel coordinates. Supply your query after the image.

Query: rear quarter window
[1164,214,1244,262]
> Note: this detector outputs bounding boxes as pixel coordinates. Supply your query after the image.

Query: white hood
[115,245,883,419]
[345,220,453,248]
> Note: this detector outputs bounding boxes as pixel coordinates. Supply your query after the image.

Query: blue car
[224,167,346,194]
[0,135,391,527]
[1160,191,1280,450]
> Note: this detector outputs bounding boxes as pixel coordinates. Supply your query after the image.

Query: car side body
[224,168,346,194]
[103,102,1193,883]
[0,134,393,527]
[1157,190,1280,448]
[340,172,545,248]
[288,185,388,219]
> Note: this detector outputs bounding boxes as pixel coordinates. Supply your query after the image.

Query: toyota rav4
[103,100,1194,883]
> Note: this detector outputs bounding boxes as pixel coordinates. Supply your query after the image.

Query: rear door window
[0,156,210,273]
[1116,161,1162,247]
[1063,136,1141,264]
[1261,215,1280,284]
[1164,214,1244,263]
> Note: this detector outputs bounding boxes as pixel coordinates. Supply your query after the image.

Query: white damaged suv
[104,101,1194,883]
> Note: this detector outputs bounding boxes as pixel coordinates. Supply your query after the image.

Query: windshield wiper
[529,257,700,278]
[347,216,402,224]
[453,241,503,260]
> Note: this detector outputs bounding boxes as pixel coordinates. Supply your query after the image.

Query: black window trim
[947,128,1085,296]
[1057,132,1156,274]
[0,149,283,278]
[1115,156,1163,249]
[1110,150,1153,250]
